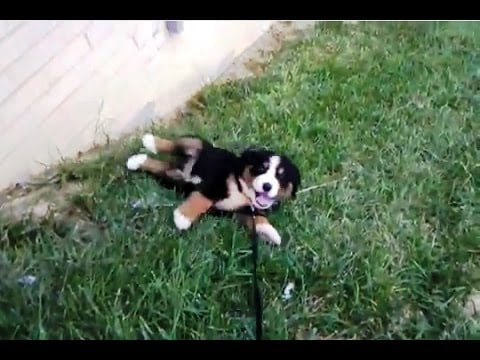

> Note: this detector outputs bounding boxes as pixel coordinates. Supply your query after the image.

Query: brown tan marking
[147,136,203,155]
[138,157,171,175]
[175,137,204,157]
[149,136,175,153]
[176,191,213,223]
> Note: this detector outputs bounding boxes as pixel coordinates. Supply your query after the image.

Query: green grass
[1,21,480,340]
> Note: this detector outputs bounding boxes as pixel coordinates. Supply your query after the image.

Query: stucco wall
[0,20,274,190]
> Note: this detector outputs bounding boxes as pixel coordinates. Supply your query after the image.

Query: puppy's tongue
[255,193,274,208]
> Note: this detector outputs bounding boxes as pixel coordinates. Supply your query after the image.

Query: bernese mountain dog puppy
[126,133,301,245]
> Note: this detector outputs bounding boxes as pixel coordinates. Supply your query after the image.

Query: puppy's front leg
[235,213,282,246]
[173,191,213,230]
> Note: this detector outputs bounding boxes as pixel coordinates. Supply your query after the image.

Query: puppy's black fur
[165,136,300,210]
[173,137,242,202]
[127,133,301,244]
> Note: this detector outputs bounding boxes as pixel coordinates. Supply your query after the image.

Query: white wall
[0,20,274,190]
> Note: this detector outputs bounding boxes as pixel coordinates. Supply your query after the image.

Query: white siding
[0,20,274,189]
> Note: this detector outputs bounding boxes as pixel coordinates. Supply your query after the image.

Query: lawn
[1,21,480,340]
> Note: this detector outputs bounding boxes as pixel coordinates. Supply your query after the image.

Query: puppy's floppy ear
[291,178,300,199]
[282,155,301,199]
[290,174,300,199]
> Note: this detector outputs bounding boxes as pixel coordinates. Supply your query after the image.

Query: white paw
[256,223,281,245]
[126,154,147,171]
[142,133,157,154]
[173,209,192,230]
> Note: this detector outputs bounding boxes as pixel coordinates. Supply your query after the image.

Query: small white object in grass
[130,199,143,209]
[18,275,37,286]
[282,282,295,300]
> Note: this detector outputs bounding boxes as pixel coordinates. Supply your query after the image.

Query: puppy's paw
[256,223,281,246]
[173,209,192,230]
[142,134,157,154]
[126,154,147,171]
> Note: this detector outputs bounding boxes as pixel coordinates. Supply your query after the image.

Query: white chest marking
[214,178,250,211]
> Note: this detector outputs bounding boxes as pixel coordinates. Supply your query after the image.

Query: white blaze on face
[252,155,281,198]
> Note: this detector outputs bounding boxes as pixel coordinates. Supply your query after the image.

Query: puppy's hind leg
[142,134,175,154]
[126,154,171,175]
[142,134,204,158]
[174,137,204,157]
[142,134,203,156]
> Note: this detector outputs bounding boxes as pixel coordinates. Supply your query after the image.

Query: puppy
[126,134,301,245]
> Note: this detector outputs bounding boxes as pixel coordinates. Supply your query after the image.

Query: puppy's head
[239,147,301,210]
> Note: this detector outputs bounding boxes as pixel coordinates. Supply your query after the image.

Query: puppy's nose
[262,182,272,192]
